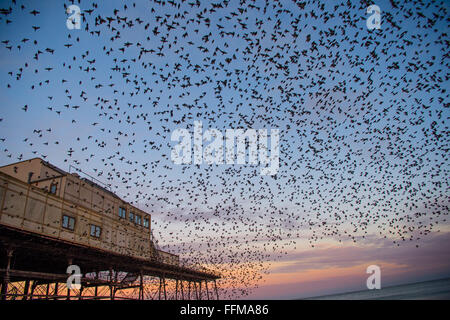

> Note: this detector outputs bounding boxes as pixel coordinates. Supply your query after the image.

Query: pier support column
[45,283,50,299]
[78,285,84,300]
[30,280,38,300]
[163,276,167,300]
[67,258,73,300]
[94,271,99,299]
[53,282,59,300]
[214,280,219,300]
[1,249,13,300]
[180,280,184,300]
[109,268,114,300]
[23,280,30,300]
[205,280,210,300]
[139,271,144,300]
[194,281,199,300]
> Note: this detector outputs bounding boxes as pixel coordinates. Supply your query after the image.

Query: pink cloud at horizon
[245,231,450,299]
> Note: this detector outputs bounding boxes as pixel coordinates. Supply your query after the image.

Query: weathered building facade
[0,158,218,300]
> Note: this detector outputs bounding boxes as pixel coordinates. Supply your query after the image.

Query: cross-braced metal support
[0,234,220,301]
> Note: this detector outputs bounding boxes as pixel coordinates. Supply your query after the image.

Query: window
[129,212,134,223]
[143,217,149,228]
[135,214,141,225]
[62,215,75,231]
[27,172,34,183]
[50,183,57,194]
[90,224,101,238]
[119,207,126,219]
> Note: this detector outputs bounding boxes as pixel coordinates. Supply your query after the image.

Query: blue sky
[0,0,449,298]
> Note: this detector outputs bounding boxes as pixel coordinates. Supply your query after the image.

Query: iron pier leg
[139,271,144,300]
[214,280,219,300]
[113,269,118,300]
[1,249,13,300]
[67,258,73,300]
[23,279,30,300]
[54,282,59,300]
[180,280,184,300]
[163,276,167,300]
[78,287,83,300]
[66,285,71,300]
[46,283,50,300]
[205,280,210,300]
[78,271,84,300]
[109,268,114,300]
[158,277,162,300]
[94,271,99,299]
[194,281,198,300]
[30,280,37,300]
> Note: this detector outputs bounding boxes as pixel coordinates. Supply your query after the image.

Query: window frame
[62,214,75,231]
[118,206,126,219]
[143,217,149,228]
[135,214,142,226]
[49,183,57,194]
[90,224,101,238]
